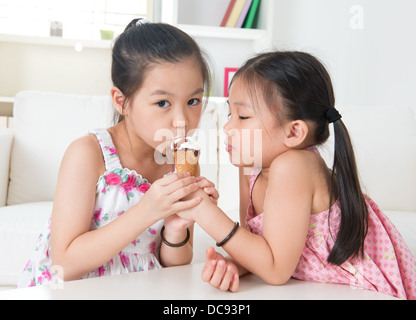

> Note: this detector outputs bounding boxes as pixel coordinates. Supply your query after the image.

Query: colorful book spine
[243,0,261,29]
[221,0,237,27]
[226,0,247,28]
[236,0,253,28]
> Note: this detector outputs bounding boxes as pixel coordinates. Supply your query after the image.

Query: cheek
[251,129,264,165]
[188,109,202,128]
[245,127,282,167]
[227,127,264,167]
[127,111,161,142]
[260,130,286,165]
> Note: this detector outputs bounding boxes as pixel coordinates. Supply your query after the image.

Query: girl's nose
[223,118,232,135]
[173,118,187,138]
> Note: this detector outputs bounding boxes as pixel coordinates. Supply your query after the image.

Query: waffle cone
[174,149,199,177]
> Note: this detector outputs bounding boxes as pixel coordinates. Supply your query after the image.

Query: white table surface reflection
[0,263,397,300]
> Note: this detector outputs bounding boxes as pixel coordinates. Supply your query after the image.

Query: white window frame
[0,0,154,41]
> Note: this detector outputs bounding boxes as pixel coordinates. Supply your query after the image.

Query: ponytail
[327,119,368,265]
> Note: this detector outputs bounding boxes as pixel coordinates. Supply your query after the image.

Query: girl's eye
[188,98,201,106]
[156,100,170,108]
[227,113,249,120]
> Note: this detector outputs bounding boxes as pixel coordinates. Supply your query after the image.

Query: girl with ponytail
[180,51,416,299]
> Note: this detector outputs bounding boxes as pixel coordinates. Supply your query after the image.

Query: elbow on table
[260,270,292,286]
[50,263,75,282]
[51,256,83,282]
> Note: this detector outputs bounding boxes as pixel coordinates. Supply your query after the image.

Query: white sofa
[1,91,415,292]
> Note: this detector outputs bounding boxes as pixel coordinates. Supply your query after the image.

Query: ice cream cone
[172,137,200,177]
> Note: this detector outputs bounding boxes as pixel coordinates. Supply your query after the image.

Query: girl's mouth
[225,141,233,153]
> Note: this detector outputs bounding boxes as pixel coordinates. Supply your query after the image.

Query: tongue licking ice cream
[172,136,200,177]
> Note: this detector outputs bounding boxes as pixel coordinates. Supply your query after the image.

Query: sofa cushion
[0,129,13,206]
[197,97,228,189]
[0,202,52,285]
[8,91,114,205]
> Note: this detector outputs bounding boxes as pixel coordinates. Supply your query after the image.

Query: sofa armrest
[0,129,13,207]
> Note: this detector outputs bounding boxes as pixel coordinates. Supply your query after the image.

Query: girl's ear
[111,87,125,115]
[283,120,309,148]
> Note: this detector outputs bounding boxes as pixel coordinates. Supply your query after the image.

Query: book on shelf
[236,0,253,28]
[220,0,236,27]
[221,0,262,29]
[243,0,261,29]
[226,0,247,28]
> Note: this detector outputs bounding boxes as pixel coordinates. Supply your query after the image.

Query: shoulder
[60,134,105,178]
[268,150,324,195]
[264,150,317,218]
[64,134,102,162]
[270,150,318,178]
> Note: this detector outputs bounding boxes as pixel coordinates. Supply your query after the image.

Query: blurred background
[1,0,415,127]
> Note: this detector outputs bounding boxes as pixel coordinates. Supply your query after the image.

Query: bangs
[231,68,286,126]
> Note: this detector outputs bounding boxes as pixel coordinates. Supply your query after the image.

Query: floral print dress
[16,128,164,288]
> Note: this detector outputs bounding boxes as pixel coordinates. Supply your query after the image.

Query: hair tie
[325,107,342,123]
[136,18,151,26]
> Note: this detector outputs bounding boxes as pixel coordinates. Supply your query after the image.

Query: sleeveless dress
[245,153,416,300]
[16,128,164,288]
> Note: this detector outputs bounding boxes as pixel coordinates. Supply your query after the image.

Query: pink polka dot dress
[245,164,416,300]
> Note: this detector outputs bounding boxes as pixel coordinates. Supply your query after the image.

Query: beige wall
[3,0,415,112]
[0,38,113,98]
[0,34,259,102]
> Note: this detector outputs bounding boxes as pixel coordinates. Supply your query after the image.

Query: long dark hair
[111,19,211,123]
[233,51,368,266]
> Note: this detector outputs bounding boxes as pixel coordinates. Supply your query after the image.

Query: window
[0,0,153,41]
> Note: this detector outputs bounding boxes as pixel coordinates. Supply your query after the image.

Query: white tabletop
[0,263,397,300]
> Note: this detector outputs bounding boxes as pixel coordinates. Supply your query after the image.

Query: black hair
[111,19,211,123]
[233,51,368,266]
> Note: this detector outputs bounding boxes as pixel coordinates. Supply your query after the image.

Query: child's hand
[175,188,209,222]
[164,213,194,232]
[175,177,218,221]
[196,176,219,205]
[140,172,201,220]
[162,214,194,249]
[201,247,240,292]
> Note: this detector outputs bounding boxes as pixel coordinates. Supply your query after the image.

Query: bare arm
[159,222,194,267]
[159,165,199,267]
[186,151,313,285]
[51,136,201,281]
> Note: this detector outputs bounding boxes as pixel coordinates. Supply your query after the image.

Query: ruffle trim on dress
[82,252,162,279]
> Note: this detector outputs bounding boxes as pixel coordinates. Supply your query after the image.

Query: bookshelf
[159,0,274,96]
[161,0,274,49]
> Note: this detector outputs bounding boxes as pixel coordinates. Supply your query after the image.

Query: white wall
[177,0,230,27]
[272,0,416,107]
[196,37,255,97]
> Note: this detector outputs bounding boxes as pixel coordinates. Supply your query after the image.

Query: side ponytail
[327,120,368,265]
